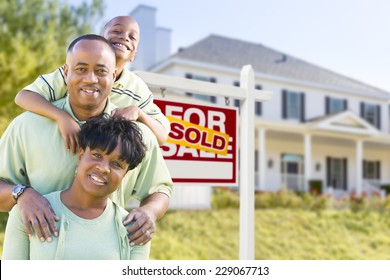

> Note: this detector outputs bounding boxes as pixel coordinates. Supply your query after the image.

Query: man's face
[64,40,116,115]
[102,16,140,63]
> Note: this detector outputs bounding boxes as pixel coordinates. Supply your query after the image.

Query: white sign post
[136,65,273,260]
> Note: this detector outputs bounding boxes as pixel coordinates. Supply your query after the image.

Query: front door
[327,157,347,190]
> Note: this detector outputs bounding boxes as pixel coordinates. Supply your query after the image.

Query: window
[282,90,305,121]
[326,97,347,114]
[361,102,380,129]
[184,73,217,103]
[363,160,380,179]
[255,85,262,116]
[233,82,262,115]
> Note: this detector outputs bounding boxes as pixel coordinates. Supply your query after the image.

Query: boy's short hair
[79,115,146,171]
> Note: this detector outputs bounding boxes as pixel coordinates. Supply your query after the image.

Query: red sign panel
[155,99,238,185]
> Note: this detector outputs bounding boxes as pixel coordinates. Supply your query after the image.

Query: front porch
[254,111,390,197]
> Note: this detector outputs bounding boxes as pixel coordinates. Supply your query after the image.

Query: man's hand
[123,208,156,246]
[17,187,59,242]
[111,106,140,121]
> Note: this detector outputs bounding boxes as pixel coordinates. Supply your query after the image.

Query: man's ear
[63,64,69,78]
[113,68,117,80]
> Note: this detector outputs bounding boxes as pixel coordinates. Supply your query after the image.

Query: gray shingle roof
[172,35,389,96]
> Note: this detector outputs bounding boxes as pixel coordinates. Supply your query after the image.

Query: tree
[0,0,104,134]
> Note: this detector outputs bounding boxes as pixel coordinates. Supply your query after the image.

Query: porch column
[304,134,312,192]
[257,128,266,191]
[355,140,363,196]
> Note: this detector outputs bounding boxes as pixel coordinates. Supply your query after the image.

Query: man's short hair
[79,115,146,171]
[67,34,116,56]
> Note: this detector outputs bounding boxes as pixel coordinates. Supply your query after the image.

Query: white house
[130,5,390,205]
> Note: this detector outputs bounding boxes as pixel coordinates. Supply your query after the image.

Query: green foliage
[309,179,322,194]
[211,187,240,208]
[0,0,104,134]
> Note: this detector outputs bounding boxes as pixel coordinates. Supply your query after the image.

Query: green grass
[148,207,390,260]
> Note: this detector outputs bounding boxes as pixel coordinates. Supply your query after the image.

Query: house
[130,5,390,206]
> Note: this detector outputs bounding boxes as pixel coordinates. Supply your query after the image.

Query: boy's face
[102,16,140,63]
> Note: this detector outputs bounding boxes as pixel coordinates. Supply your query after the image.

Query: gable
[309,111,379,136]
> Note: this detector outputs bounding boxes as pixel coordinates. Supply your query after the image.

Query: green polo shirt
[0,96,173,208]
[23,66,170,133]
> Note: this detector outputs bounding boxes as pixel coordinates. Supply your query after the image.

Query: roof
[171,34,390,97]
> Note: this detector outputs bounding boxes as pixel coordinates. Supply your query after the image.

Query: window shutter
[376,161,381,179]
[343,99,348,111]
[363,160,366,178]
[325,96,330,114]
[300,92,305,122]
[326,157,331,187]
[255,101,262,116]
[376,105,381,129]
[343,158,347,190]
[282,90,287,119]
[360,102,365,117]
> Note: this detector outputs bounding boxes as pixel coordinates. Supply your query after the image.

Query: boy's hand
[111,106,140,121]
[57,114,80,154]
[17,187,59,242]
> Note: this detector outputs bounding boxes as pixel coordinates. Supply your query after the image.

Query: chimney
[129,5,171,70]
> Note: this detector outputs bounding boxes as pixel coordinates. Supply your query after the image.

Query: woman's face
[75,144,129,199]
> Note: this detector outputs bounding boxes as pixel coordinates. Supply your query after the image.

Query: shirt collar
[113,67,131,89]
[62,95,117,126]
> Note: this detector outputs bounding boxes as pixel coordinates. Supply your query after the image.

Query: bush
[211,188,239,209]
[212,187,390,213]
[309,180,323,195]
[380,185,390,195]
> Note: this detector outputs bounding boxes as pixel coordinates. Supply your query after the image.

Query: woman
[2,115,149,259]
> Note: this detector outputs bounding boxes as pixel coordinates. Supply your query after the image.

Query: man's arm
[123,192,170,246]
[0,179,58,241]
[0,117,59,241]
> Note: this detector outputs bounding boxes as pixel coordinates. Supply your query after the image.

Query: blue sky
[67,0,390,92]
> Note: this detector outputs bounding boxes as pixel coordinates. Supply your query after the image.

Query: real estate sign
[155,99,238,185]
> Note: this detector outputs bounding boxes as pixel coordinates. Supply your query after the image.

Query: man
[0,34,172,247]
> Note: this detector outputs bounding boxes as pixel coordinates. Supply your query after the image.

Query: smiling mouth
[81,88,99,95]
[112,42,130,51]
[89,174,107,186]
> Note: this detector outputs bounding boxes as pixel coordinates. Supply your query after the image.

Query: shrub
[211,187,239,209]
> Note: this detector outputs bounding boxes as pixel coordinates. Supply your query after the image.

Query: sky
[67,0,390,92]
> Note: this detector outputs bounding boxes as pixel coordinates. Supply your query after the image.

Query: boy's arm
[111,106,168,145]
[15,90,80,153]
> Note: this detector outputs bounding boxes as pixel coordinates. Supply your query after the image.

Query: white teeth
[90,174,105,184]
[114,43,128,51]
